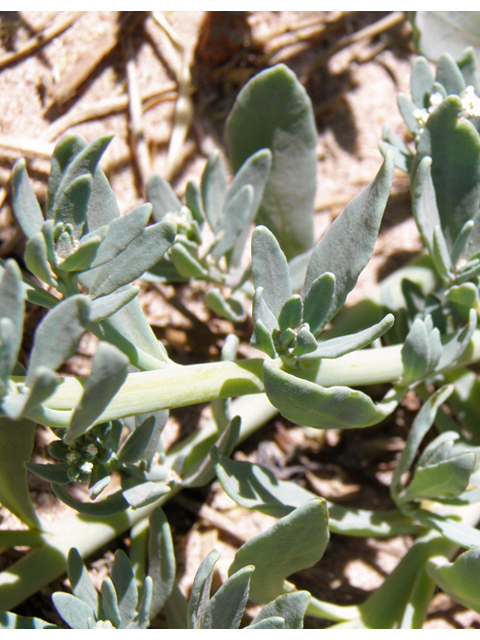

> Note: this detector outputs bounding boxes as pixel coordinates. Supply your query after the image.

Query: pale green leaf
[51,592,95,629]
[229,499,329,603]
[304,151,394,322]
[226,64,316,260]
[148,507,175,618]
[0,416,40,528]
[26,295,90,387]
[263,360,391,429]
[11,159,44,240]
[252,225,291,318]
[65,342,129,443]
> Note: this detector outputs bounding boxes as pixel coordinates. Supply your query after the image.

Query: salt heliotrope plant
[3,43,480,628]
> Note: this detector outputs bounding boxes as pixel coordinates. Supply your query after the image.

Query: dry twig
[48,11,144,108]
[40,85,177,142]
[151,12,195,182]
[0,12,83,70]
[125,37,151,190]
[303,11,406,77]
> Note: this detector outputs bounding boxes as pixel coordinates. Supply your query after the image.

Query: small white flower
[413,93,444,132]
[460,85,480,117]
[86,444,98,457]
[79,461,94,474]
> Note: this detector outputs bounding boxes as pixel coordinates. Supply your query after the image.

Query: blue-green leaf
[89,204,151,269]
[0,416,40,528]
[301,314,394,360]
[25,295,90,387]
[229,499,329,603]
[53,174,91,240]
[0,260,24,382]
[147,173,182,222]
[67,548,100,612]
[226,64,316,260]
[89,286,139,323]
[252,225,291,318]
[303,151,394,322]
[391,385,454,502]
[225,149,272,267]
[263,360,393,429]
[0,612,58,629]
[52,483,129,516]
[187,550,220,629]
[302,272,335,336]
[205,565,253,629]
[89,220,176,299]
[100,578,121,628]
[52,592,95,629]
[24,232,57,287]
[210,185,253,261]
[251,591,310,629]
[65,342,129,444]
[11,159,44,240]
[148,507,175,618]
[201,152,227,232]
[204,289,246,323]
[110,549,137,628]
[428,547,480,614]
[411,12,480,62]
[410,56,435,108]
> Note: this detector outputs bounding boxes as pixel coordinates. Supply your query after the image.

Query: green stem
[0,393,277,612]
[306,596,360,622]
[16,327,480,430]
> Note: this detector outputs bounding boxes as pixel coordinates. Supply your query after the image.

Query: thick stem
[0,393,277,612]
[17,328,480,430]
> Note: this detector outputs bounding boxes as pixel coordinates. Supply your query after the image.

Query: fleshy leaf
[24,232,57,287]
[11,159,44,240]
[411,12,480,62]
[303,151,394,322]
[89,220,176,298]
[209,185,253,261]
[110,549,137,628]
[204,289,246,323]
[89,286,139,323]
[148,507,176,618]
[25,295,90,387]
[201,152,227,232]
[251,225,292,318]
[0,417,40,528]
[51,592,95,630]
[68,548,100,612]
[226,64,316,260]
[65,342,129,444]
[302,272,335,336]
[229,498,329,603]
[415,96,480,255]
[204,565,254,629]
[187,550,220,629]
[52,483,130,516]
[53,174,92,240]
[301,314,394,360]
[263,360,394,429]
[251,591,310,629]
[0,260,24,381]
[147,173,182,222]
[428,548,480,614]
[89,204,151,269]
[391,385,454,502]
[225,149,272,266]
